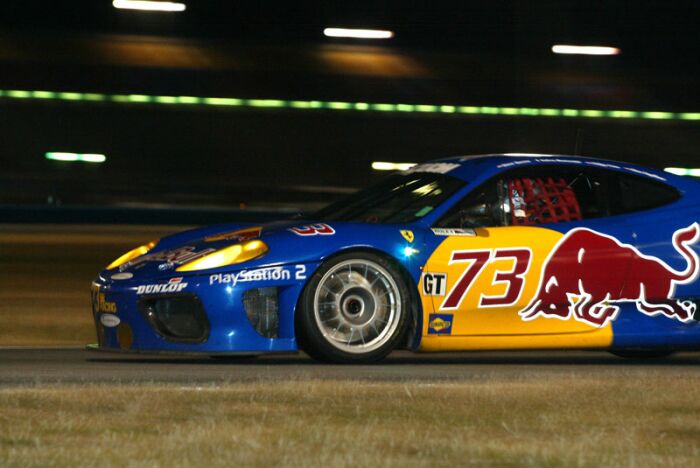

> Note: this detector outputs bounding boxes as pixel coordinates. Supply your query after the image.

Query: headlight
[106,241,158,270]
[176,240,268,272]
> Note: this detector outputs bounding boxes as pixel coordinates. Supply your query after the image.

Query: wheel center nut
[343,295,364,316]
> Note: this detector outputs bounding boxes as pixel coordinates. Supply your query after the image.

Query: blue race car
[91,154,700,363]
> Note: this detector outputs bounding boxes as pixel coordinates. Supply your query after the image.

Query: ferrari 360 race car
[90,154,700,362]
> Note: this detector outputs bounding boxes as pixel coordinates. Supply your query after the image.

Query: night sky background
[1,1,699,216]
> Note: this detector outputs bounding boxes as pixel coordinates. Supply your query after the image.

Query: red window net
[508,177,582,225]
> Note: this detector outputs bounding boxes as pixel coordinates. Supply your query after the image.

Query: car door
[420,164,632,349]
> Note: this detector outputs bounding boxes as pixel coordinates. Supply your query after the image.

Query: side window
[435,179,505,228]
[608,173,680,215]
[505,169,605,225]
[436,165,607,228]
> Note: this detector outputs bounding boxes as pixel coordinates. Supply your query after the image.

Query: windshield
[312,172,465,223]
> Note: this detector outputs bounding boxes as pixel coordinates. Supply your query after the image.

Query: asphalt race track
[3,225,700,387]
[3,348,700,386]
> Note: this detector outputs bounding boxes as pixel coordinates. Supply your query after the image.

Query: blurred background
[1,0,700,223]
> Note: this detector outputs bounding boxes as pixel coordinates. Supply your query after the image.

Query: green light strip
[45,152,106,163]
[1,88,698,122]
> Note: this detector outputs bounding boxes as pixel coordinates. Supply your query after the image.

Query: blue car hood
[102,220,424,280]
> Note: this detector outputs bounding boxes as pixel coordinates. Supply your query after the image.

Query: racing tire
[296,252,410,364]
[609,349,675,359]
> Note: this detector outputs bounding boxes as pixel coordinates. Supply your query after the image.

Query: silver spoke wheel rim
[313,259,401,354]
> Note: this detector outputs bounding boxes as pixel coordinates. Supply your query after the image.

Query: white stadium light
[324,28,394,40]
[552,45,620,56]
[371,161,416,171]
[80,154,108,163]
[665,167,700,177]
[112,0,186,12]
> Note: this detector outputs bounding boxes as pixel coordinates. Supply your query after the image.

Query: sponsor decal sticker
[125,246,216,269]
[205,226,262,243]
[405,163,460,174]
[136,277,189,295]
[400,230,415,243]
[95,293,118,313]
[111,272,133,280]
[421,273,447,296]
[209,265,307,286]
[428,314,453,335]
[288,224,335,236]
[520,223,699,327]
[100,313,121,328]
[496,160,532,169]
[586,161,621,170]
[117,323,134,350]
[533,157,582,165]
[123,262,146,272]
[431,228,476,237]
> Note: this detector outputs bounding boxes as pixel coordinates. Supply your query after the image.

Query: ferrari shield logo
[400,230,415,243]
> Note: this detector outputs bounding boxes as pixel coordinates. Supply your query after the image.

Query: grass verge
[1,376,700,466]
[0,226,179,345]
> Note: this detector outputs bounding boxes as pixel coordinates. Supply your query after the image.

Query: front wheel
[296,252,409,363]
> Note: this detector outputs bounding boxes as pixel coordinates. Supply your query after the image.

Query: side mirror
[459,203,495,228]
[461,203,488,217]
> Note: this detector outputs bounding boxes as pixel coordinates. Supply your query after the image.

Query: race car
[90,153,700,363]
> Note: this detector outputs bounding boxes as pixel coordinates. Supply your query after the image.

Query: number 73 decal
[422,248,532,310]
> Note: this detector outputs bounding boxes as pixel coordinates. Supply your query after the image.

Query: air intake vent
[243,287,279,338]
[139,295,209,343]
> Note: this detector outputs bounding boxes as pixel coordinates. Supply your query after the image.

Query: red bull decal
[204,226,262,242]
[520,223,700,327]
[204,226,262,243]
[124,246,216,269]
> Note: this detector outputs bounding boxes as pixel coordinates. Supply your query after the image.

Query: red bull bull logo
[520,223,700,327]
